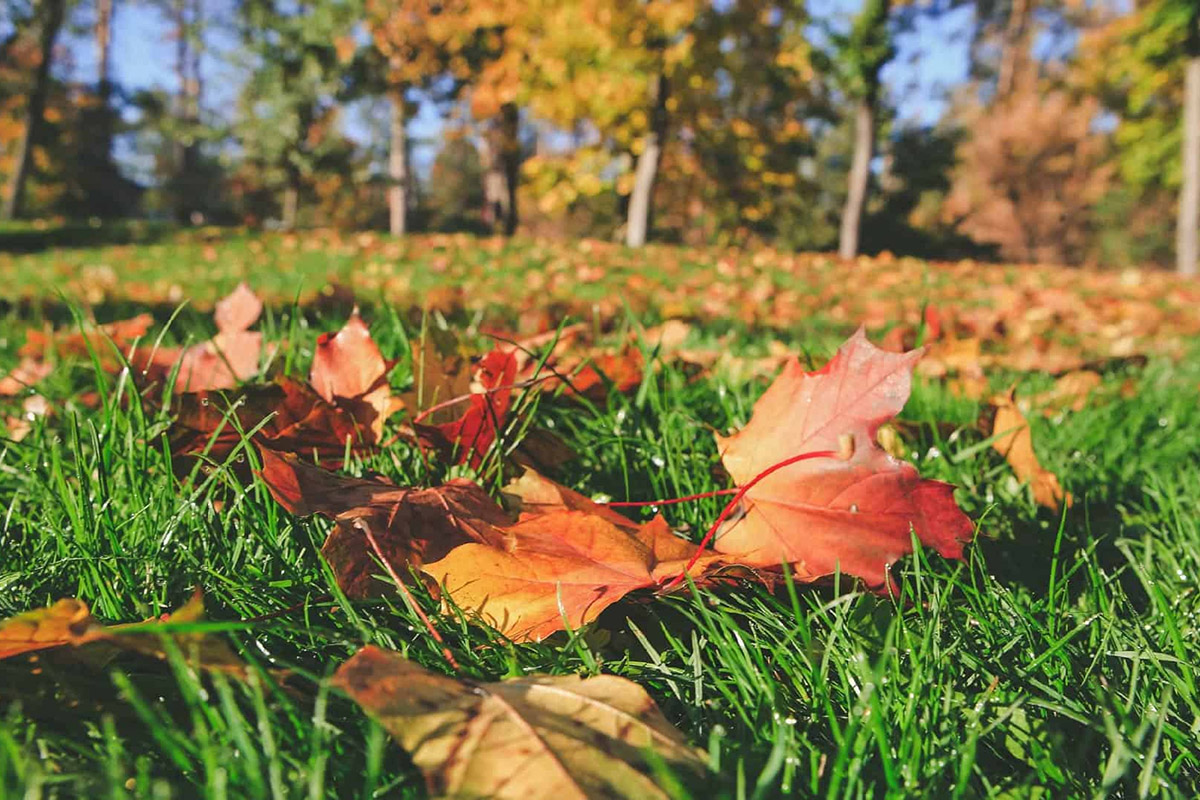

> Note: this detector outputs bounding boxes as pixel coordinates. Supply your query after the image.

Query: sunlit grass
[1,245,1198,798]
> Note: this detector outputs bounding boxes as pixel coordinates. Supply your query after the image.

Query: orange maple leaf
[712,328,974,587]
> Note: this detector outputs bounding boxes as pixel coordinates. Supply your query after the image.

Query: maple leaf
[1028,370,1102,415]
[309,308,401,441]
[133,282,265,393]
[429,347,519,467]
[990,389,1071,510]
[334,646,707,800]
[169,378,369,471]
[711,328,974,587]
[424,512,716,641]
[256,447,509,596]
[423,470,723,641]
[19,314,155,362]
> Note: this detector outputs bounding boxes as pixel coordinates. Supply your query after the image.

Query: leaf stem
[661,450,836,591]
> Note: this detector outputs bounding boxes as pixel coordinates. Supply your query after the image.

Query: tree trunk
[479,127,506,232]
[2,0,66,221]
[1178,18,1200,277]
[996,0,1031,100]
[281,180,299,231]
[96,0,113,90]
[172,0,203,223]
[838,98,875,261]
[626,73,669,248]
[499,103,520,236]
[388,86,409,236]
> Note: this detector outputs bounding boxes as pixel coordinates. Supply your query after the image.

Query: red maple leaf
[711,328,974,587]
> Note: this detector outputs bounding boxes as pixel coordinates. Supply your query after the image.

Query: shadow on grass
[0,220,177,254]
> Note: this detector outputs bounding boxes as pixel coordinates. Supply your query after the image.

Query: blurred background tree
[0,0,1197,273]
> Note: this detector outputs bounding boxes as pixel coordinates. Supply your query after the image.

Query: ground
[0,228,1198,798]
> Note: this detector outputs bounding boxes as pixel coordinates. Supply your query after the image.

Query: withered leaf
[0,594,249,678]
[424,511,721,642]
[309,308,401,441]
[334,646,707,800]
[990,389,1071,510]
[256,447,509,596]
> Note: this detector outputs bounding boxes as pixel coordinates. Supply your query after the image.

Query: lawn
[1,229,1198,798]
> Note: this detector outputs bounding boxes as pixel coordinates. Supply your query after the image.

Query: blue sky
[52,0,975,178]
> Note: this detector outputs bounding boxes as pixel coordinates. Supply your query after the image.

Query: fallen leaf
[257,448,509,596]
[990,389,1071,510]
[424,512,719,641]
[431,347,519,467]
[20,314,154,362]
[712,328,974,587]
[1027,370,1102,415]
[334,646,707,800]
[0,357,52,396]
[132,283,266,392]
[309,308,400,441]
[0,594,249,678]
[4,393,49,441]
[213,282,263,333]
[169,378,370,470]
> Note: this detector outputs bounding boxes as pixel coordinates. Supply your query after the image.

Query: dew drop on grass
[200,398,210,407]
[651,455,665,468]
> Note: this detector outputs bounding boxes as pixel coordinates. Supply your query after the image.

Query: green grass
[1,235,1199,798]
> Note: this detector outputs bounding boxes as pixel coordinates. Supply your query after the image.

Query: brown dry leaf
[423,512,720,642]
[916,337,984,379]
[503,468,640,531]
[169,378,370,470]
[427,348,519,468]
[712,329,974,588]
[132,283,266,393]
[4,394,49,441]
[256,447,509,596]
[334,646,707,800]
[0,595,249,678]
[400,329,474,426]
[990,389,1072,510]
[213,282,263,333]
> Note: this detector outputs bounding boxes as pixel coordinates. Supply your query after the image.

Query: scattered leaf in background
[0,357,52,396]
[1027,370,1102,415]
[334,646,707,800]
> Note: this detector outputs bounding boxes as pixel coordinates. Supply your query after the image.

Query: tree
[367,0,457,236]
[233,0,360,229]
[943,73,1113,263]
[1079,0,1200,273]
[837,0,893,260]
[2,0,66,220]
